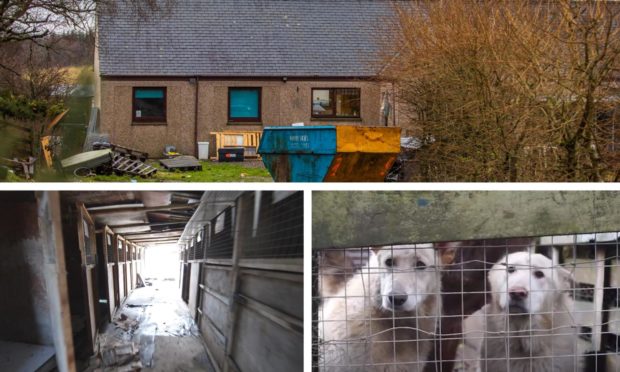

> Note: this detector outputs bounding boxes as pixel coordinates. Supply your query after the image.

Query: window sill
[310,117,362,122]
[132,122,168,126]
[227,122,263,126]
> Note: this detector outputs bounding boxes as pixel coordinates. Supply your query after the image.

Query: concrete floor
[88,280,215,372]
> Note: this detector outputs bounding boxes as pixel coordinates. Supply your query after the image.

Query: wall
[100,78,388,157]
[0,193,53,345]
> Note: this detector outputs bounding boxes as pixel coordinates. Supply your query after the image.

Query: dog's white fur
[464,251,581,372]
[319,244,443,371]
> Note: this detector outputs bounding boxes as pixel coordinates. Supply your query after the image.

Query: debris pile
[61,142,157,178]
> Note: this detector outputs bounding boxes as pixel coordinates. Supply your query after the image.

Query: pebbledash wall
[99,77,389,158]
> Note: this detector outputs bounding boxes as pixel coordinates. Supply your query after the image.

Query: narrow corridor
[89,279,215,371]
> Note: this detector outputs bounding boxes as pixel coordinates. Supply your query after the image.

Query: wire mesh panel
[313,234,620,371]
[237,191,303,259]
[105,231,115,264]
[195,226,206,260]
[208,206,235,258]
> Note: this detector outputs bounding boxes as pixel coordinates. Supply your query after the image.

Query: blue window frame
[228,87,261,123]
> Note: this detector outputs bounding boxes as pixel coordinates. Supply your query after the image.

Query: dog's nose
[388,292,408,307]
[509,287,528,301]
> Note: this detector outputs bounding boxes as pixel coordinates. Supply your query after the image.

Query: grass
[85,160,273,183]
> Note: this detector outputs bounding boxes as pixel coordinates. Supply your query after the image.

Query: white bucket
[197,142,210,160]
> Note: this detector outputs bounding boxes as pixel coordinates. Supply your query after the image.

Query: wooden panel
[188,263,200,318]
[37,191,76,372]
[204,266,232,296]
[200,313,226,370]
[107,266,116,315]
[313,191,620,249]
[125,262,131,293]
[238,270,302,319]
[202,291,228,335]
[85,268,97,350]
[118,263,125,302]
[230,306,302,372]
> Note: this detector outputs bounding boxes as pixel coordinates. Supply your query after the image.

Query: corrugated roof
[97,0,397,77]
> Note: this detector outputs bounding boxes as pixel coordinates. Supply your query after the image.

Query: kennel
[313,191,620,371]
[178,191,304,372]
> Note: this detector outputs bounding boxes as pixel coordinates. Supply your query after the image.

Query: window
[229,87,261,122]
[133,87,166,123]
[312,88,361,118]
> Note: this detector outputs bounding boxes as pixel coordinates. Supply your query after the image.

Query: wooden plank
[36,191,76,372]
[88,203,198,215]
[224,196,244,372]
[313,191,620,249]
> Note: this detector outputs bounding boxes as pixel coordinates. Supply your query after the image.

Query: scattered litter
[61,149,113,174]
[101,343,141,369]
[114,314,139,333]
[61,143,157,178]
[0,156,37,180]
[126,304,151,308]
[163,145,179,157]
[136,274,145,288]
[93,142,148,162]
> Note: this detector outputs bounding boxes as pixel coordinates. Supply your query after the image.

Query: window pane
[312,89,333,116]
[230,88,259,119]
[135,89,164,99]
[335,88,360,117]
[134,88,165,120]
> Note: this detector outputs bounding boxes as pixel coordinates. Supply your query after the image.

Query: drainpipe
[392,81,396,127]
[193,76,200,157]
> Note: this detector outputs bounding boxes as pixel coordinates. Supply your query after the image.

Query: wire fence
[313,233,620,371]
[183,191,303,261]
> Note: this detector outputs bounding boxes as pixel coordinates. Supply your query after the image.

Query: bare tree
[385,0,620,182]
[0,0,177,43]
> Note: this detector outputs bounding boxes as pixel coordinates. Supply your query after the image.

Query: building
[95,0,399,157]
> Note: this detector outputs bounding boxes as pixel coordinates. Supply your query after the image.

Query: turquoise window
[133,87,166,122]
[229,88,261,122]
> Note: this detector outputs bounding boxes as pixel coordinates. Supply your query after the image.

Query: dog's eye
[507,266,516,274]
[385,258,393,267]
[533,270,545,279]
[415,261,426,270]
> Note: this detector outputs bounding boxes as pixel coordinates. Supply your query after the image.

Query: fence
[312,191,620,371]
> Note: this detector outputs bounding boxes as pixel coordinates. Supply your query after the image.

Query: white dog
[462,251,580,372]
[319,244,446,371]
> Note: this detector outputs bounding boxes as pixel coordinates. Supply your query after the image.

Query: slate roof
[97,0,397,77]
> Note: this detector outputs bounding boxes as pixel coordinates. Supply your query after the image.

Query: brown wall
[100,78,388,157]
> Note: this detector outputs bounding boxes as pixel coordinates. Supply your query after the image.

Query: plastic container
[197,141,210,160]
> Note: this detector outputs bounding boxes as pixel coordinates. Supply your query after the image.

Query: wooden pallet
[112,154,157,177]
[94,142,149,162]
[159,155,202,171]
[210,131,262,159]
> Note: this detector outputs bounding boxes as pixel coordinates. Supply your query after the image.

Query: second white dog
[466,251,581,372]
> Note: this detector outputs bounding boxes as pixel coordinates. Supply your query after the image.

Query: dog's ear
[370,246,383,255]
[435,241,460,265]
[557,266,575,291]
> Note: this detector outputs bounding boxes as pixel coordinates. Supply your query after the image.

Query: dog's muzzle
[508,286,529,314]
[386,292,408,310]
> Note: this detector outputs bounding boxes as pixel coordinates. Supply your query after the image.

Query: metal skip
[258,125,401,182]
